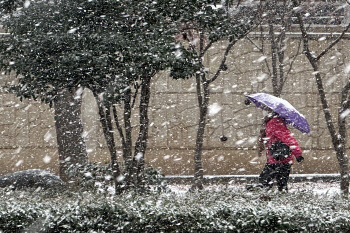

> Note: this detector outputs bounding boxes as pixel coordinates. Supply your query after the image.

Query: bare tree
[175,1,266,190]
[193,30,251,190]
[292,0,350,194]
[246,0,302,156]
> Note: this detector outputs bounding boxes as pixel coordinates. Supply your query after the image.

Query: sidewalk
[163,174,340,184]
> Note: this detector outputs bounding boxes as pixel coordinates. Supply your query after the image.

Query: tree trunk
[336,147,349,194]
[313,64,349,194]
[338,106,349,194]
[93,92,122,192]
[114,88,134,189]
[292,1,350,194]
[133,76,152,187]
[192,74,209,190]
[54,88,88,182]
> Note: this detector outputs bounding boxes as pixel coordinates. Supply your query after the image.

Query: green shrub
[1,188,350,232]
[65,162,114,193]
[65,163,168,194]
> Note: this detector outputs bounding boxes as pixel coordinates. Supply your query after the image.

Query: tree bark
[93,92,122,192]
[133,76,152,187]
[192,73,209,191]
[292,0,350,193]
[308,52,349,194]
[54,88,88,182]
[113,88,133,189]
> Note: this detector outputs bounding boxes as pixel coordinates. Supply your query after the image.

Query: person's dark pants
[259,163,291,191]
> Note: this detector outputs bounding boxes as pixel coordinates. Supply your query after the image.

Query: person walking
[257,109,304,191]
[244,93,309,192]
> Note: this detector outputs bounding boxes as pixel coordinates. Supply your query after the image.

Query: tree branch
[131,82,140,109]
[112,104,126,147]
[269,22,279,95]
[341,80,350,111]
[292,4,316,63]
[200,40,213,58]
[316,23,350,62]
[206,40,236,84]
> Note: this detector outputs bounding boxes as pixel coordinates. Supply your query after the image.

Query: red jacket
[265,117,302,164]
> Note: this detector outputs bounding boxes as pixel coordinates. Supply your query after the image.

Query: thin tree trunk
[118,88,134,188]
[336,137,349,193]
[123,88,133,164]
[312,62,349,194]
[336,112,349,194]
[269,22,279,96]
[293,0,350,194]
[192,72,209,190]
[134,76,152,187]
[338,93,350,193]
[93,92,122,192]
[54,88,88,182]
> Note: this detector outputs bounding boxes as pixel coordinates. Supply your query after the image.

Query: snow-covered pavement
[167,182,341,196]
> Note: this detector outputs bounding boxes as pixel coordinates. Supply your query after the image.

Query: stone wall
[1,30,350,176]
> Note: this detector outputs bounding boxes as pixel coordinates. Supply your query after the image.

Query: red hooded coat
[265,117,302,164]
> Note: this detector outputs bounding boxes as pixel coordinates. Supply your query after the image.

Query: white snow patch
[254,56,267,63]
[345,64,350,74]
[249,157,259,164]
[135,152,143,161]
[24,104,32,111]
[161,121,169,127]
[174,49,182,58]
[24,0,30,8]
[74,86,84,100]
[43,155,51,164]
[15,146,22,154]
[105,175,112,181]
[235,138,247,145]
[340,109,350,119]
[326,76,338,86]
[208,103,222,116]
[68,28,78,34]
[15,160,23,167]
[257,73,268,82]
[248,136,258,144]
[44,131,52,142]
[117,175,125,182]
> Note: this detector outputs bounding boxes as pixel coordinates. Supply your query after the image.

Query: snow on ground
[167,182,341,196]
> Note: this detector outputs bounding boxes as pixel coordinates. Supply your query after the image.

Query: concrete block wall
[1,32,349,176]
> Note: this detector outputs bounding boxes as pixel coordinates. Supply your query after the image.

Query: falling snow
[208,103,222,116]
[0,0,350,231]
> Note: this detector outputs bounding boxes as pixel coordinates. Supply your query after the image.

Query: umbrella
[245,93,310,134]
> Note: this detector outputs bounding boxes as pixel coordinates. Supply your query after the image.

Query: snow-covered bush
[0,187,350,232]
[65,163,168,193]
[65,162,114,193]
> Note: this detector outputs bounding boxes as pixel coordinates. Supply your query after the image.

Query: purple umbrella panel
[246,93,310,134]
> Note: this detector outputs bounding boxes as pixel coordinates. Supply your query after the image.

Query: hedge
[0,188,350,232]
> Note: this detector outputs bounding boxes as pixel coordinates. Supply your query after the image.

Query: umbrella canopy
[246,93,310,134]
